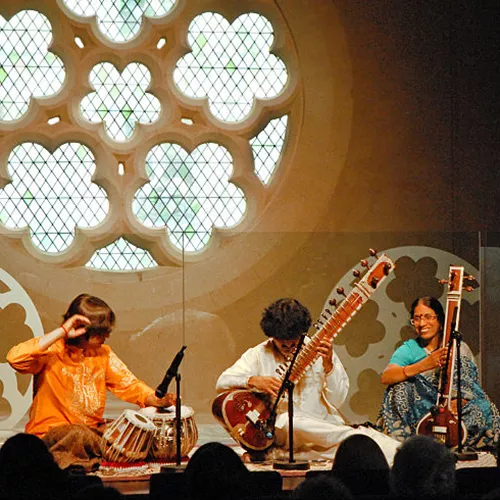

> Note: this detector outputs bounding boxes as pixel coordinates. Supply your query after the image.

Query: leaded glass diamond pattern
[62,0,176,42]
[250,115,288,185]
[81,62,160,141]
[1,5,293,268]
[174,12,288,123]
[86,237,157,270]
[0,143,108,253]
[133,143,246,251]
[0,10,65,121]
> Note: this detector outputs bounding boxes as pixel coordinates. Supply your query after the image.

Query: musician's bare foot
[243,450,268,463]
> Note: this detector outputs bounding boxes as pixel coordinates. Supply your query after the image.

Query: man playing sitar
[214,297,401,463]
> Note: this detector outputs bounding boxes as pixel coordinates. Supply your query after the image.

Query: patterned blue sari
[376,355,500,451]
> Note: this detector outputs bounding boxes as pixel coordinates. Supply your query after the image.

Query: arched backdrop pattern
[330,246,480,423]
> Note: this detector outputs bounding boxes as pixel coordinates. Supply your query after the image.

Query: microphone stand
[174,372,183,466]
[160,347,188,473]
[272,333,310,471]
[452,329,478,461]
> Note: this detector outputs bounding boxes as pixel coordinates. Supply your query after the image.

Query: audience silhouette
[4,430,500,500]
[391,434,456,499]
[69,484,124,500]
[0,433,69,500]
[293,474,353,500]
[331,433,390,495]
[0,432,103,500]
[184,441,251,500]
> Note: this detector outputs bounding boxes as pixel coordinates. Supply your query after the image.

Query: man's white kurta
[216,338,400,463]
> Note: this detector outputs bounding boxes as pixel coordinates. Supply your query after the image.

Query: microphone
[155,345,187,398]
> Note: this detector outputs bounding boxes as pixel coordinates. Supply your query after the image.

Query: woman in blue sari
[377,296,500,452]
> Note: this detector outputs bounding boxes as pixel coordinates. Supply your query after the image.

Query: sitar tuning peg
[464,286,475,292]
[439,279,449,285]
[464,274,475,281]
[328,298,337,308]
[369,248,378,258]
[336,287,346,297]
[360,259,369,268]
[369,276,380,289]
[353,269,361,278]
[313,322,321,330]
[383,262,392,275]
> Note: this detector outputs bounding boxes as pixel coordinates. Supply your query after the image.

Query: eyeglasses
[410,314,438,326]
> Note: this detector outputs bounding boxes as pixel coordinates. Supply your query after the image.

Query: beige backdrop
[1,1,498,434]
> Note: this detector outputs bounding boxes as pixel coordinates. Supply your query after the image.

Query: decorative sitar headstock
[314,248,395,332]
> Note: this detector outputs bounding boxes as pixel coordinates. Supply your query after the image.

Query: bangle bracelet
[61,325,69,338]
[402,366,409,379]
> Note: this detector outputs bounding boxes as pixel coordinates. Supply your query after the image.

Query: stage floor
[97,450,496,495]
[1,401,497,495]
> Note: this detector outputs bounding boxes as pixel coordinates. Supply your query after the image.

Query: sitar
[212,250,395,451]
[416,265,470,447]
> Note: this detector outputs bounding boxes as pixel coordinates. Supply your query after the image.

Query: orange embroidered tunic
[7,337,154,437]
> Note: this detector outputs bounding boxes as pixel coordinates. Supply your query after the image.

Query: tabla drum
[102,409,156,462]
[140,406,198,461]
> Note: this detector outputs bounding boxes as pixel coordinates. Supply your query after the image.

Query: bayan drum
[140,406,198,461]
[102,409,156,462]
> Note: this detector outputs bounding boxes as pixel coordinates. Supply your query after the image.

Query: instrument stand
[272,334,310,471]
[452,329,478,462]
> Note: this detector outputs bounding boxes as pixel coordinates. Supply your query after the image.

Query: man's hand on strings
[248,376,282,399]
[317,338,334,374]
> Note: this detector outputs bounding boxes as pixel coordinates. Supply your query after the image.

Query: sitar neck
[283,253,395,384]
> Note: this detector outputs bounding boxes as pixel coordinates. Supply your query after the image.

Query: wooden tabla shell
[140,406,198,461]
[102,409,156,462]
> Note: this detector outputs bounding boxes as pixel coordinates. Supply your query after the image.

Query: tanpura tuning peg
[360,259,369,268]
[369,248,378,258]
[336,287,346,297]
[353,269,361,278]
[328,298,337,307]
